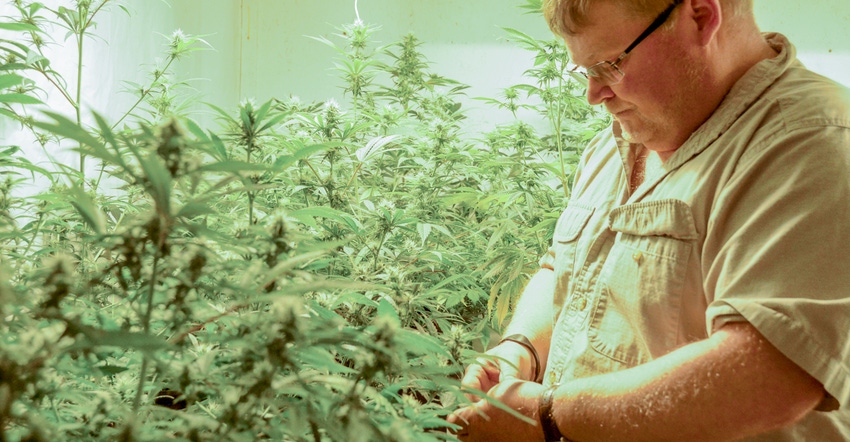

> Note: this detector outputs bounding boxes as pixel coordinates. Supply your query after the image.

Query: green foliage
[0,0,607,440]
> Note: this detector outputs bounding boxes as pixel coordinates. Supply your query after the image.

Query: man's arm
[550,321,824,441]
[501,267,555,374]
[450,321,825,441]
[460,268,556,398]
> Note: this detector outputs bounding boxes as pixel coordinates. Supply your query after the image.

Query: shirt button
[579,297,588,310]
[548,371,558,384]
[632,251,643,263]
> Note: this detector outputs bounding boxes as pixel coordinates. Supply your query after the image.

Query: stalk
[132,356,150,412]
[246,141,255,225]
[75,0,111,176]
[76,20,84,175]
[133,252,161,411]
[94,54,177,192]
[372,232,387,271]
[111,56,176,131]
[15,211,44,272]
[141,254,160,334]
[35,67,77,109]
[554,75,569,198]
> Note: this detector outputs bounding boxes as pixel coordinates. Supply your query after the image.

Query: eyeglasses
[571,0,683,85]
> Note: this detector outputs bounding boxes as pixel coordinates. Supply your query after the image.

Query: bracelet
[539,383,569,442]
[499,334,541,383]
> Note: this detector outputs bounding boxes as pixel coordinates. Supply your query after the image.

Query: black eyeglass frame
[572,0,683,85]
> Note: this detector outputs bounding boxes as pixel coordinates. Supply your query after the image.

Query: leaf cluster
[0,1,607,440]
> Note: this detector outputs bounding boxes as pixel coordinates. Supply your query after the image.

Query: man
[448,0,850,440]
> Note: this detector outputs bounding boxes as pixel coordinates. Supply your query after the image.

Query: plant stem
[49,396,62,423]
[372,233,387,271]
[111,56,176,130]
[95,54,177,191]
[74,0,110,177]
[132,356,150,412]
[133,252,161,411]
[34,67,77,109]
[142,255,160,333]
[15,212,45,273]
[551,67,570,199]
[76,27,84,176]
[247,147,255,225]
[248,193,255,226]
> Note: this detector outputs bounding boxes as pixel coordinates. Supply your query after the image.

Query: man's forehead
[561,2,650,66]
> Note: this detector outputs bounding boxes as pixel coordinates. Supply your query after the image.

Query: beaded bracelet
[499,333,541,383]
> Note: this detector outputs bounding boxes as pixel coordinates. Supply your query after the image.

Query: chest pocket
[550,204,594,309]
[588,199,697,367]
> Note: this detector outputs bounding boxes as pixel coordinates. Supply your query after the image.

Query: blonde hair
[543,0,753,37]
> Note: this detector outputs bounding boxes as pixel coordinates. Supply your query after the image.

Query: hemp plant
[4,0,121,176]
[0,106,469,440]
[2,1,209,186]
[0,1,610,439]
[470,0,610,326]
[310,21,381,119]
[114,29,211,128]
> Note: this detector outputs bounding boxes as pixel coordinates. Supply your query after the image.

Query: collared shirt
[539,34,850,440]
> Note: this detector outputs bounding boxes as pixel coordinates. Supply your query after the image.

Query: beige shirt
[540,34,850,440]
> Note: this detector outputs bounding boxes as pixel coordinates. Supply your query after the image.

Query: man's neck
[650,32,778,162]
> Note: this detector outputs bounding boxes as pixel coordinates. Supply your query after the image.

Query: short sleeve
[539,249,556,270]
[704,123,850,409]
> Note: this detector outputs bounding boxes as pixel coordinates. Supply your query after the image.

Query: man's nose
[586,76,615,106]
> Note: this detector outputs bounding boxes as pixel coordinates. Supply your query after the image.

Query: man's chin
[616,121,642,143]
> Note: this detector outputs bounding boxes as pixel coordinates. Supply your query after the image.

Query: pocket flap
[608,199,698,240]
[554,204,594,242]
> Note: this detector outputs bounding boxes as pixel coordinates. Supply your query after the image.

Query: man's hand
[460,340,535,401]
[448,378,547,442]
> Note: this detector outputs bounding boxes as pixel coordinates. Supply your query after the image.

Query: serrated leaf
[417,222,432,247]
[0,22,40,32]
[176,202,215,219]
[67,185,105,235]
[135,152,172,215]
[0,74,24,90]
[32,112,104,152]
[0,93,41,104]
[274,142,334,170]
[96,365,129,376]
[195,160,270,174]
[355,134,401,162]
[396,329,451,359]
[68,324,171,352]
[289,206,357,230]
[377,298,401,326]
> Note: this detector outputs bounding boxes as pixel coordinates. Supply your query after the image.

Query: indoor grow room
[0,0,847,440]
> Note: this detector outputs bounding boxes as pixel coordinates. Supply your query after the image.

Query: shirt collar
[618,33,796,200]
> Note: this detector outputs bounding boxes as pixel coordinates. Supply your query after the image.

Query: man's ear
[686,0,722,46]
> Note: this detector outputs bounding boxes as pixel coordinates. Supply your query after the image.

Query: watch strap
[539,383,571,442]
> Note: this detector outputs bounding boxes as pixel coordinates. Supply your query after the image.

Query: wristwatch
[539,383,574,442]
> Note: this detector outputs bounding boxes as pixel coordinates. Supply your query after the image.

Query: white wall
[754,0,850,86]
[2,0,849,176]
[180,0,850,140]
[237,1,552,134]
[235,0,850,108]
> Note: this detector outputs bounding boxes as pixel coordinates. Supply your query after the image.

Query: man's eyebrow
[571,51,602,68]
[568,48,592,67]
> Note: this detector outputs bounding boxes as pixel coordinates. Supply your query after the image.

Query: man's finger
[446,407,472,438]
